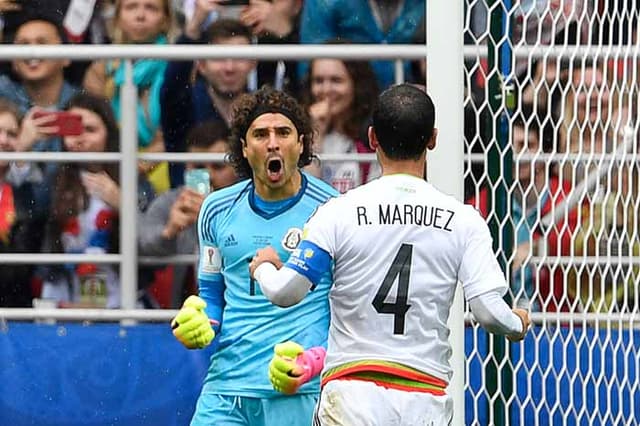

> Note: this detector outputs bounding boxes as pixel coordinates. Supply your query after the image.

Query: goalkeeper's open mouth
[266,157,284,182]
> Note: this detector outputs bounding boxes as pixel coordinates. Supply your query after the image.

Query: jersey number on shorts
[372,243,413,335]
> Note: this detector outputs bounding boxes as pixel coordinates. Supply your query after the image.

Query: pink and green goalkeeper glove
[171,295,216,349]
[269,341,326,395]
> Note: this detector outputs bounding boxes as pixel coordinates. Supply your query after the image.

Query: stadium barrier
[1,323,636,426]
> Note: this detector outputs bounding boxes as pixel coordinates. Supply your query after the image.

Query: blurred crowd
[0,0,637,315]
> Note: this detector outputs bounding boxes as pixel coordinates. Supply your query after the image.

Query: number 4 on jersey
[372,243,413,335]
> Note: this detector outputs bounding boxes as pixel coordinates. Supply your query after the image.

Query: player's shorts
[313,379,453,426]
[191,392,319,426]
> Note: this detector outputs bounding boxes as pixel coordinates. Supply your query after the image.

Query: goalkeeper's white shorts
[313,379,452,426]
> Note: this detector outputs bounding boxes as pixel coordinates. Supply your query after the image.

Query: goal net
[463,1,639,424]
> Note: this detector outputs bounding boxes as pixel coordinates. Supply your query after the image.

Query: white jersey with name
[301,174,508,382]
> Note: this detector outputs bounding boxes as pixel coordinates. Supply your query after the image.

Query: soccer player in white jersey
[249,84,531,425]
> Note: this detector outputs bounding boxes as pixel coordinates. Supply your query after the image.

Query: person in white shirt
[249,84,530,426]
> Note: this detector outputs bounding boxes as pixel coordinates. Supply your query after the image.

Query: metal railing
[0,43,427,314]
[0,42,635,315]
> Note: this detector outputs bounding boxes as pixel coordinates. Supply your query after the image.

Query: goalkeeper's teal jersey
[196,172,337,397]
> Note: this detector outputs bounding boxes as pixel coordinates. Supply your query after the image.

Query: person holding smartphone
[138,120,237,306]
[0,13,80,232]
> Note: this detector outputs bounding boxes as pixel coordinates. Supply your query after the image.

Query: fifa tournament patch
[281,227,303,251]
[200,245,222,274]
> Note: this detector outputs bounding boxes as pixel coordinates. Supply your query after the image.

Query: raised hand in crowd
[185,0,223,39]
[81,170,121,210]
[17,108,61,152]
[240,0,300,38]
[161,188,205,239]
[308,98,330,144]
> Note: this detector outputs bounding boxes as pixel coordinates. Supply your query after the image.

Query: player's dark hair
[228,86,314,178]
[372,84,435,161]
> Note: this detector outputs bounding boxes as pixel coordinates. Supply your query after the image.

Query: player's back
[321,174,506,382]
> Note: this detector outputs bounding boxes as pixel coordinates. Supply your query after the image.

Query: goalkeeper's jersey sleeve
[290,174,508,384]
[196,173,338,397]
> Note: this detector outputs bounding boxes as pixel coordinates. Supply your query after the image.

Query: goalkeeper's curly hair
[228,86,315,179]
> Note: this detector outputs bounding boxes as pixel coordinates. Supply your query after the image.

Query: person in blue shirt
[170,86,338,426]
[299,0,425,90]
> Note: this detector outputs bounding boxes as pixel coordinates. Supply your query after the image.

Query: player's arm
[250,239,332,307]
[252,261,312,307]
[172,196,225,349]
[468,290,530,341]
[198,275,224,332]
[171,274,224,351]
[459,206,530,341]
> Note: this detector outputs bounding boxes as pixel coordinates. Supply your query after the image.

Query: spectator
[301,52,380,193]
[467,115,576,312]
[83,0,173,194]
[0,2,108,85]
[2,14,79,141]
[160,15,255,187]
[40,93,121,308]
[138,120,237,307]
[0,98,43,307]
[239,0,302,93]
[1,1,107,43]
[569,161,640,313]
[555,61,611,185]
[0,13,81,226]
[299,0,425,90]
[514,7,591,122]
[565,102,637,312]
[181,0,302,93]
[578,167,639,311]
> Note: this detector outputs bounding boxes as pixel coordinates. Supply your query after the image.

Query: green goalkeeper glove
[269,341,326,395]
[171,295,215,349]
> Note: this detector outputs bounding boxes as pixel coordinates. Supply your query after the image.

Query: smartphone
[185,168,211,195]
[33,111,83,137]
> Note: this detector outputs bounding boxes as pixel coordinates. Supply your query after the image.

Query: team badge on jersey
[281,227,302,251]
[200,245,222,274]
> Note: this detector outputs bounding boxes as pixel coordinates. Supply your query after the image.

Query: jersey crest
[281,227,303,251]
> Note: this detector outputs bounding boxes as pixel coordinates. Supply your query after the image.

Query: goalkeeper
[171,87,338,426]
